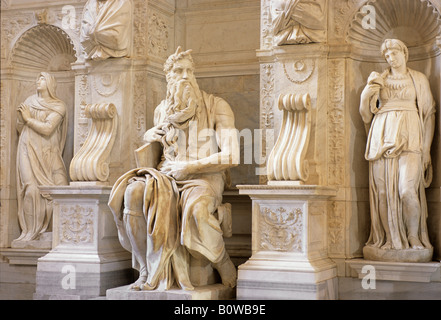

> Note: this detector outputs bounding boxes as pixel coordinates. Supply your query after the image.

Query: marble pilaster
[72,58,138,185]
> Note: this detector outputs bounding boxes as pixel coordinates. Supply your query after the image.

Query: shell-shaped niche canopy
[347,0,441,61]
[11,24,76,71]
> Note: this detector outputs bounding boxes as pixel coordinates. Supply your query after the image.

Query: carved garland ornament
[259,206,303,252]
[60,205,94,244]
[283,59,315,84]
[92,73,122,97]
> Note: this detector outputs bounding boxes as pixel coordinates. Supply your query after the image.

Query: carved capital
[267,93,311,182]
[70,103,118,182]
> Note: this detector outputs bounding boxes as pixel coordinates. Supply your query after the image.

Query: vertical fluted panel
[70,103,118,182]
[267,93,311,182]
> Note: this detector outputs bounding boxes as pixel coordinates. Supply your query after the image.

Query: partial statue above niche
[80,0,132,61]
[13,72,69,246]
[359,39,436,262]
[271,0,326,46]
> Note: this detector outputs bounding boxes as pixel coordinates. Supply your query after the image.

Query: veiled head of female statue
[36,72,59,100]
[381,39,409,67]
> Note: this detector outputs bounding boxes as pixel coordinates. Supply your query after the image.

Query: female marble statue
[15,72,68,242]
[360,39,436,261]
[271,0,326,45]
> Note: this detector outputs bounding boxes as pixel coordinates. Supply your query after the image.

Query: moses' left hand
[161,161,195,181]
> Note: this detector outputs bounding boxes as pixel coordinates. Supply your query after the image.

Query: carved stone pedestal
[236,185,337,300]
[33,185,133,300]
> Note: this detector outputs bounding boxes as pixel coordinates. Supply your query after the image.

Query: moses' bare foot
[213,252,237,288]
[409,236,424,250]
[130,274,148,291]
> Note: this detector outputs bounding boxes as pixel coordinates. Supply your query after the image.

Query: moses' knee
[124,180,145,213]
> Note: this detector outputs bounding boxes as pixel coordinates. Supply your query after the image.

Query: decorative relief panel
[0,81,7,191]
[60,205,94,244]
[133,0,149,58]
[75,74,91,152]
[328,201,346,257]
[259,206,303,253]
[1,13,33,61]
[333,0,358,39]
[147,12,170,59]
[1,0,9,9]
[327,59,345,186]
[261,0,273,49]
[132,72,148,153]
[259,63,275,184]
[261,64,275,129]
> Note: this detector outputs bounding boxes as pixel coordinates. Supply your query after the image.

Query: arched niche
[346,0,441,62]
[9,23,77,178]
[345,0,441,260]
[1,23,77,246]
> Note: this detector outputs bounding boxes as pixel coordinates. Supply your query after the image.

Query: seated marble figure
[108,47,239,290]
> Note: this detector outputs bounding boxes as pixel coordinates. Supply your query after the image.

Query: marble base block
[34,255,134,300]
[347,259,441,282]
[11,232,52,250]
[342,259,441,300]
[34,186,133,300]
[236,185,338,300]
[363,245,433,263]
[106,284,235,300]
[237,252,338,300]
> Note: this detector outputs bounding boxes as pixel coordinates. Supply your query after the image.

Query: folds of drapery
[80,0,132,60]
[364,68,435,250]
[16,94,68,241]
[272,0,326,45]
[108,168,193,290]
